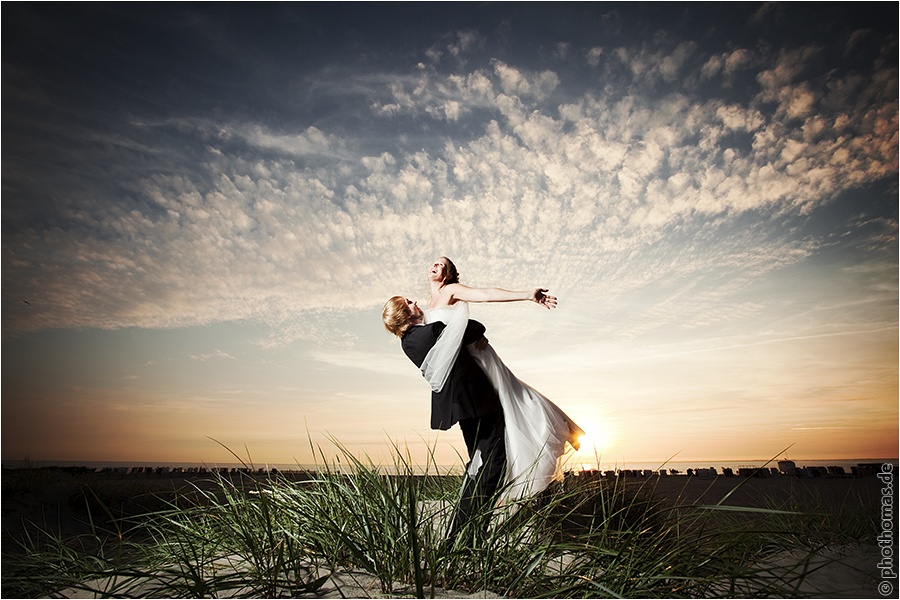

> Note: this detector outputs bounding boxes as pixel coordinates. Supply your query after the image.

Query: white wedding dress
[424,303,584,501]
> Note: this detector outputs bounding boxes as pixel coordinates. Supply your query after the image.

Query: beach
[630,473,888,599]
[2,465,894,598]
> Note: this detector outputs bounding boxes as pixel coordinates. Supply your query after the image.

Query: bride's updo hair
[382,296,415,337]
[441,256,460,284]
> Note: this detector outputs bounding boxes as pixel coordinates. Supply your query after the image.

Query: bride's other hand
[532,288,557,310]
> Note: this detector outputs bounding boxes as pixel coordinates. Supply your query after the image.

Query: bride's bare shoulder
[430,284,460,307]
[444,282,472,298]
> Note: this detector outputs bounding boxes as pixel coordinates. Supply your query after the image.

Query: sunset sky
[3,3,897,469]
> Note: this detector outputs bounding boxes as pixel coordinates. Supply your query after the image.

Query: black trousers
[451,413,507,538]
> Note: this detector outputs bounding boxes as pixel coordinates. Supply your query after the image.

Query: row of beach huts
[575,460,886,479]
[33,460,887,480]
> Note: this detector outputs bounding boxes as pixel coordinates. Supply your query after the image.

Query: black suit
[401,319,506,537]
[401,319,502,430]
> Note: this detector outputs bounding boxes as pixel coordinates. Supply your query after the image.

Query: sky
[2,3,897,470]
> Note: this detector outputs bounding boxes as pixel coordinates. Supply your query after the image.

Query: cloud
[701,49,754,80]
[585,47,603,67]
[190,350,236,362]
[425,29,486,68]
[241,125,344,158]
[492,60,559,100]
[614,41,698,84]
[2,24,896,353]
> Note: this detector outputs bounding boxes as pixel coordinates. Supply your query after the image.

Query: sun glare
[577,433,593,449]
[572,419,613,467]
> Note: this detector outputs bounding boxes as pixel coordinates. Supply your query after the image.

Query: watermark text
[878,463,896,597]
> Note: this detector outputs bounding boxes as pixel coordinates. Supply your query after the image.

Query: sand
[52,545,886,599]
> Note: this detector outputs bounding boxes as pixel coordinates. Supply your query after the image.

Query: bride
[423,256,584,501]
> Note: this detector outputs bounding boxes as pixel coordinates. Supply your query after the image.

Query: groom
[382,296,506,537]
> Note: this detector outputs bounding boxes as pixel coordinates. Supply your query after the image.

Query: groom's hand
[472,336,489,351]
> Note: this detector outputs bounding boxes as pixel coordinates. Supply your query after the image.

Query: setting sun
[572,420,613,463]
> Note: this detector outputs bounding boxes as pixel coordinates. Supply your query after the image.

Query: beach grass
[1,444,881,598]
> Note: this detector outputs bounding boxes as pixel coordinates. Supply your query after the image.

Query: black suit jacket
[401,319,502,430]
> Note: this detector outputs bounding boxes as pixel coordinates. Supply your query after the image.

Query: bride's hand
[532,288,557,310]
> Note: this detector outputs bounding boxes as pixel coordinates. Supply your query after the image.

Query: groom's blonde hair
[382,296,415,337]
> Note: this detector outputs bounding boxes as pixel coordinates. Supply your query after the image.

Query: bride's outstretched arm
[446,284,557,309]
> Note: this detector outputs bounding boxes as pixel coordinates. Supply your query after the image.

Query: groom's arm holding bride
[380,296,487,367]
[402,317,489,368]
